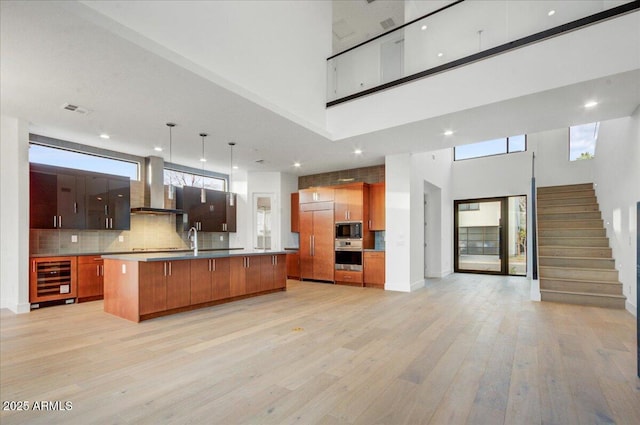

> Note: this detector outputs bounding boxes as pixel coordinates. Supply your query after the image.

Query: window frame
[568,122,599,162]
[453,135,527,161]
[164,162,228,192]
[29,134,141,180]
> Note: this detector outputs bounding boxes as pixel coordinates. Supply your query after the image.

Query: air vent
[366,0,377,4]
[380,18,396,30]
[255,159,265,164]
[61,103,90,115]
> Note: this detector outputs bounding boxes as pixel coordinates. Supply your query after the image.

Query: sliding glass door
[454,196,526,275]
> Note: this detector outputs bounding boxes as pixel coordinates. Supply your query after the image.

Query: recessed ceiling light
[421,25,427,31]
[293,162,301,168]
[232,165,239,170]
[354,149,362,155]
[99,133,110,139]
[154,147,163,152]
[584,100,598,108]
[200,158,207,162]
[548,10,556,16]
[444,130,454,136]
[437,52,444,58]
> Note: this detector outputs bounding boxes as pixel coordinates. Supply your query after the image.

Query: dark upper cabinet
[86,175,130,230]
[30,167,86,229]
[178,186,236,232]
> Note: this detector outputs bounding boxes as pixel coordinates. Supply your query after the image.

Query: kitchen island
[102,250,287,322]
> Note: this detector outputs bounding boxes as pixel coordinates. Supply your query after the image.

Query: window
[458,202,480,211]
[29,144,139,180]
[454,135,526,161]
[164,168,225,191]
[569,122,598,161]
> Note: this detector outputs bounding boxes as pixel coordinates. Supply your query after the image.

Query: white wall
[0,116,30,313]
[79,0,332,134]
[385,148,453,292]
[280,173,299,249]
[229,169,248,250]
[593,109,640,314]
[411,149,454,280]
[385,153,412,292]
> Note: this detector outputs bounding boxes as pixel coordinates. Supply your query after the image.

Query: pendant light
[166,122,176,200]
[228,142,235,206]
[200,133,207,203]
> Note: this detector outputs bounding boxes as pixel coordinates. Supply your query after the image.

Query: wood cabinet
[104,253,287,322]
[364,251,385,289]
[77,255,104,302]
[179,186,236,232]
[335,269,363,286]
[30,256,77,304]
[260,254,286,292]
[334,183,367,222]
[230,256,261,296]
[138,260,191,314]
[299,187,334,204]
[291,192,299,232]
[286,252,300,279]
[30,167,86,229]
[299,207,334,282]
[369,183,385,231]
[86,175,130,230]
[190,257,231,304]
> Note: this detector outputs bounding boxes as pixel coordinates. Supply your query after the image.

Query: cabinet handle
[104,205,108,215]
[247,257,250,268]
[59,216,62,228]
[53,216,57,228]
[164,262,167,276]
[309,236,313,257]
[168,262,172,276]
[109,218,113,229]
[32,260,36,273]
[101,265,104,276]
[105,218,109,229]
[369,219,372,228]
[97,265,100,277]
[312,235,315,256]
[74,202,78,214]
[212,259,216,272]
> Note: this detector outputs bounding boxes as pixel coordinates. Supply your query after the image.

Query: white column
[385,153,412,292]
[0,116,31,313]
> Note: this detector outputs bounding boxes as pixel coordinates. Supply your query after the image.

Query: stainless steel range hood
[131,156,184,215]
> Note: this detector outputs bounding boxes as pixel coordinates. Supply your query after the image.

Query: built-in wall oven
[335,239,363,271]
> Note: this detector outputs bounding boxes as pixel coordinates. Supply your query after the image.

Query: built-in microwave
[335,222,362,240]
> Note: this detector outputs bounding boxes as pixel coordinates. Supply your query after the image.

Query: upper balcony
[327,0,639,107]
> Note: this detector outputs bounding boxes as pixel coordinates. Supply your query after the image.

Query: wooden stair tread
[539,289,626,299]
[539,256,612,260]
[539,265,616,272]
[540,277,622,285]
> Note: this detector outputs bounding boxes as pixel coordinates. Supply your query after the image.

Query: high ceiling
[1,1,639,177]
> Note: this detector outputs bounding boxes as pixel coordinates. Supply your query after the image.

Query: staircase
[536,183,626,309]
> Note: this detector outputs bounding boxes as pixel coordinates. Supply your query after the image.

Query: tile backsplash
[30,214,229,255]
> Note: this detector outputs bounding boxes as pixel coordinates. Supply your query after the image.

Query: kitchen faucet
[188,226,198,256]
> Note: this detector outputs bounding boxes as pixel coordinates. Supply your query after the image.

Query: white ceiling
[1,1,639,178]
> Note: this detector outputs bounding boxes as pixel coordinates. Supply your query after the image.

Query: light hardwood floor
[1,275,638,424]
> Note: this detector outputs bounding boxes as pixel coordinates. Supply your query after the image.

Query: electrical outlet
[119,235,124,242]
[220,235,224,241]
[71,235,78,243]
[122,264,126,274]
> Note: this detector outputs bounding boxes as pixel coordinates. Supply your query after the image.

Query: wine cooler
[30,256,77,305]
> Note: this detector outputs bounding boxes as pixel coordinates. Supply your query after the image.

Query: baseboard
[0,300,31,314]
[411,279,425,292]
[625,300,637,317]
[384,282,411,292]
[530,279,541,302]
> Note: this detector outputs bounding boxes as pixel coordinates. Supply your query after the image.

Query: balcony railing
[327,0,639,107]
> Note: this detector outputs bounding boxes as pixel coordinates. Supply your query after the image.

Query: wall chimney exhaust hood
[130,156,184,215]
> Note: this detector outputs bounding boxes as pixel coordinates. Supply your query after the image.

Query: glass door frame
[454,196,526,276]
